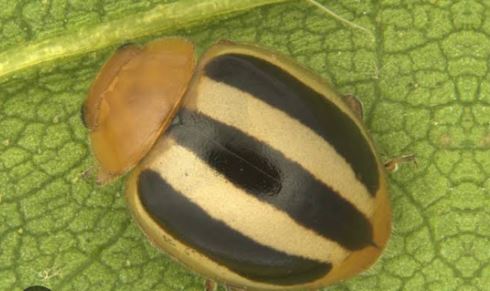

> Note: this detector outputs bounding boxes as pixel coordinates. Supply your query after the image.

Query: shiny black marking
[208,146,282,196]
[138,170,331,285]
[204,54,379,195]
[170,110,374,251]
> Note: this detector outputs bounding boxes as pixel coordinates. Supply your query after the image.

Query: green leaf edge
[0,0,291,83]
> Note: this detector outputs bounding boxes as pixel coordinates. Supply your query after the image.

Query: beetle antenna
[306,0,375,41]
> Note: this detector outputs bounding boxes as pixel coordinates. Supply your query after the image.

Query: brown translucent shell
[83,38,196,183]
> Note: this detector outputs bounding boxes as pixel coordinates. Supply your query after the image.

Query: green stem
[0,0,290,82]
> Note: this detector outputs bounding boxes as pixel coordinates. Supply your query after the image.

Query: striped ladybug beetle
[82,38,391,290]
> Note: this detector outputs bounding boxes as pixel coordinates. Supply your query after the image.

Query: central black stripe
[138,170,331,285]
[170,110,373,251]
[204,53,379,195]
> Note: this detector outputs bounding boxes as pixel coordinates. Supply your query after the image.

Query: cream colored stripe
[189,78,374,217]
[146,138,349,264]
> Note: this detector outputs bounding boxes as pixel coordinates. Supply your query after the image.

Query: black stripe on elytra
[204,54,379,195]
[138,170,331,285]
[169,109,373,251]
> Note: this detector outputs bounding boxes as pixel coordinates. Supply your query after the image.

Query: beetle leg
[384,154,417,173]
[117,42,139,51]
[80,104,89,129]
[342,94,364,121]
[224,285,245,291]
[204,279,218,291]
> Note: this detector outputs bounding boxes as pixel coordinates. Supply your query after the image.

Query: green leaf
[0,0,488,290]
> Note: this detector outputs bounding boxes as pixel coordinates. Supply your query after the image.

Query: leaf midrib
[0,0,291,84]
